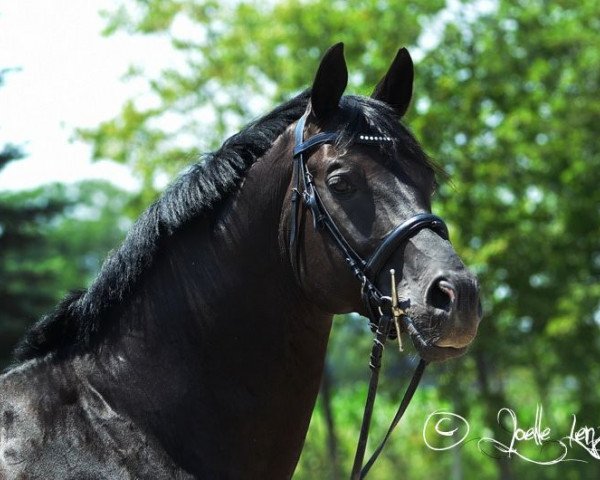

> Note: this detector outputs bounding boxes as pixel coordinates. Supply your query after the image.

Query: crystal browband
[358,134,393,142]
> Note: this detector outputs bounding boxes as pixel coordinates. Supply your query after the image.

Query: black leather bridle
[290,111,450,479]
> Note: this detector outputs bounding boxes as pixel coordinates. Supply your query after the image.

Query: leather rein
[289,112,449,479]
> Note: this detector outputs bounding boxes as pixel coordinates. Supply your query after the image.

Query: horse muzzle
[407,270,482,358]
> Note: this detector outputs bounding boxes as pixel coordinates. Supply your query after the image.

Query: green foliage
[409,4,600,478]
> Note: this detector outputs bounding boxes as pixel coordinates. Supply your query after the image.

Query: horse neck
[87,131,334,476]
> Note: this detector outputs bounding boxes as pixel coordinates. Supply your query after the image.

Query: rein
[290,112,449,479]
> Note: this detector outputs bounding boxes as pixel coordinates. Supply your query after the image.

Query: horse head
[284,43,482,362]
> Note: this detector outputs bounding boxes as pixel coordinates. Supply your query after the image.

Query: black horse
[0,44,481,479]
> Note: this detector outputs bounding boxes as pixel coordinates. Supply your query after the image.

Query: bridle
[290,111,449,479]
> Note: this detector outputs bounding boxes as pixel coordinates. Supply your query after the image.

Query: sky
[0,0,174,192]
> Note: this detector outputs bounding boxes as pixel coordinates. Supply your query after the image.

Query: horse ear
[371,47,414,118]
[310,43,348,120]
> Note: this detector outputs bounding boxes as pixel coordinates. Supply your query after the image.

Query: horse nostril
[427,278,456,312]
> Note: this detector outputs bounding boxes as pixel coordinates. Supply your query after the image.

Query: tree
[0,180,132,367]
[0,69,61,363]
[0,69,134,368]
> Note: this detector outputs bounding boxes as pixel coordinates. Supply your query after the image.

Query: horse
[0,43,481,479]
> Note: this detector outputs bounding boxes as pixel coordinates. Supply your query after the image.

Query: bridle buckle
[389,269,404,352]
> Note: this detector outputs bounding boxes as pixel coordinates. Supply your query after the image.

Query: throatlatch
[290,112,449,479]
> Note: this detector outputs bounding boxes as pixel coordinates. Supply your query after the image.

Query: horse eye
[327,175,354,195]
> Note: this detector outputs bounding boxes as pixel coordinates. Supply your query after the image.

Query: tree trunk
[320,361,341,480]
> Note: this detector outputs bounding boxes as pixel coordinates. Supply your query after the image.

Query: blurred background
[1,0,598,478]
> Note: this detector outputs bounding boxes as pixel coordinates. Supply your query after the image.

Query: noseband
[289,112,450,479]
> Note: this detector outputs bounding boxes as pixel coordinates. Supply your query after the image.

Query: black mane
[12,91,434,364]
[13,91,311,363]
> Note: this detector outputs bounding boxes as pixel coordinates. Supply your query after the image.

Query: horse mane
[12,90,436,365]
[13,90,311,363]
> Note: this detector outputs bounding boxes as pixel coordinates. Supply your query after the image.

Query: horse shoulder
[0,358,193,479]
